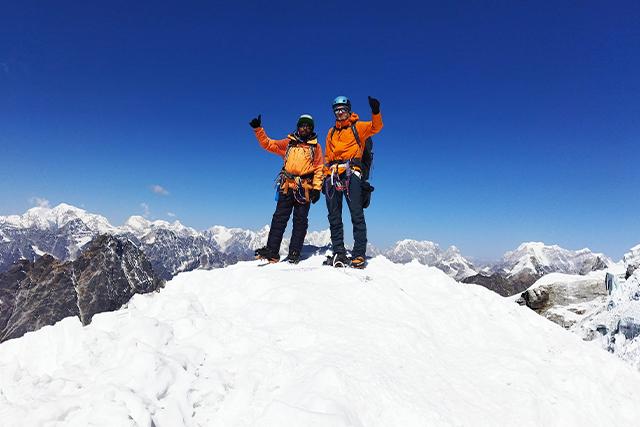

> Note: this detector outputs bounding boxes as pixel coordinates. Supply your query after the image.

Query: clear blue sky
[1,1,639,260]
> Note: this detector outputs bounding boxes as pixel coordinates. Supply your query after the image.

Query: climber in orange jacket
[250,113,324,264]
[323,96,383,269]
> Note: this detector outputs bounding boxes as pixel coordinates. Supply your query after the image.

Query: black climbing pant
[266,192,311,254]
[325,173,367,258]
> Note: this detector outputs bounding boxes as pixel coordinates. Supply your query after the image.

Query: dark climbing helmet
[332,96,351,112]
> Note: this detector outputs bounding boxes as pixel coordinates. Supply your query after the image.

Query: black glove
[311,189,321,204]
[249,114,262,129]
[368,96,380,114]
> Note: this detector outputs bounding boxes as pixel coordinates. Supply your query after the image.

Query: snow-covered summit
[384,239,476,280]
[498,241,611,277]
[121,215,198,238]
[0,203,115,233]
[304,229,332,248]
[205,225,269,254]
[1,258,639,426]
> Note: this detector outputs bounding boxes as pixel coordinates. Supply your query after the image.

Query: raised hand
[249,114,262,129]
[368,96,380,114]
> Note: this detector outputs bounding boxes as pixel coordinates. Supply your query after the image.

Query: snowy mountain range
[462,242,612,296]
[0,204,614,291]
[383,240,476,280]
[494,241,611,277]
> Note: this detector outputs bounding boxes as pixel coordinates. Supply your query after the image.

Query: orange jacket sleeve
[355,112,383,141]
[254,127,288,157]
[312,143,324,190]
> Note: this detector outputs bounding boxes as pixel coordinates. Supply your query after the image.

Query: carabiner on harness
[324,160,354,201]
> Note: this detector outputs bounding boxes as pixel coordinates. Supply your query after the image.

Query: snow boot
[255,246,280,263]
[350,256,367,269]
[284,250,301,264]
[323,252,350,268]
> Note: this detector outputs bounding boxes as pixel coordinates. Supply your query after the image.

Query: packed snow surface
[1,257,640,427]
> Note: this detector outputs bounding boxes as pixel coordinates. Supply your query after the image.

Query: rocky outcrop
[624,244,640,279]
[515,273,608,328]
[517,269,640,370]
[0,235,163,342]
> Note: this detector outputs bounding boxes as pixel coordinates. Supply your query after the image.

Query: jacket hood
[335,112,359,129]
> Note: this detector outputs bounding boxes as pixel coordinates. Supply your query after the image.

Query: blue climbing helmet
[332,95,351,112]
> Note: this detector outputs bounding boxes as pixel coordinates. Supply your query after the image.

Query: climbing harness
[275,170,314,204]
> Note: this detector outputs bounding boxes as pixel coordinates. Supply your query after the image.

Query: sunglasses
[333,107,349,114]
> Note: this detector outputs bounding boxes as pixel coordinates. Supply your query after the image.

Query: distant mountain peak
[502,242,610,276]
[122,215,197,238]
[1,203,114,233]
[384,239,475,280]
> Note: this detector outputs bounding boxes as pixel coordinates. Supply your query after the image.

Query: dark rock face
[0,235,163,342]
[73,235,164,325]
[0,255,78,342]
[0,260,31,335]
[462,272,540,297]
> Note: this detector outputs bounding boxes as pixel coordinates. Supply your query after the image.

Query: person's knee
[272,214,289,224]
[327,210,341,222]
[350,210,365,224]
[293,217,308,228]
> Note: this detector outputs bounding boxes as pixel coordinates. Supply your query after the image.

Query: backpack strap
[350,124,362,148]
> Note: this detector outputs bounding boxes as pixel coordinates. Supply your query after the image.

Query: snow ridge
[1,258,639,426]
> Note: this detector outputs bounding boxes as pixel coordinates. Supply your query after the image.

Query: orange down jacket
[254,127,324,190]
[324,111,383,174]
